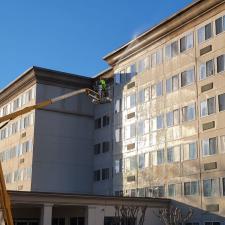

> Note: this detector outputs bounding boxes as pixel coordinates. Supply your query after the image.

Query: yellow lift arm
[0,88,103,225]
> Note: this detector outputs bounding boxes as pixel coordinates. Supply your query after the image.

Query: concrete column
[85,205,104,225]
[40,203,53,225]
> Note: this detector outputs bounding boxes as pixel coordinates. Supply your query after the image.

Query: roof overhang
[103,0,225,67]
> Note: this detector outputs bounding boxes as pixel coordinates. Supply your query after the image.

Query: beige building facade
[102,0,225,223]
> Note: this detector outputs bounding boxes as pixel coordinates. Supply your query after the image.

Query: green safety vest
[100,80,106,91]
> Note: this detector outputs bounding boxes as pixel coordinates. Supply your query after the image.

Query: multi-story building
[1,0,225,224]
[103,0,225,222]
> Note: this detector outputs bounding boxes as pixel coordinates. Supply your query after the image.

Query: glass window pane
[173,109,179,125]
[191,181,198,195]
[187,33,194,49]
[165,45,171,59]
[219,93,225,111]
[217,55,225,73]
[205,23,212,40]
[216,17,223,35]
[209,137,217,155]
[156,81,163,96]
[202,139,209,156]
[167,147,174,163]
[207,97,215,115]
[171,41,178,57]
[206,59,214,77]
[151,84,156,99]
[157,115,164,129]
[187,104,195,121]
[198,27,205,43]
[172,75,179,91]
[200,63,206,80]
[203,179,211,196]
[220,136,225,153]
[200,100,207,117]
[166,78,172,93]
[180,36,186,53]
[189,143,197,160]
[166,111,174,127]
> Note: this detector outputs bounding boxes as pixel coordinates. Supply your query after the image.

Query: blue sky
[0,0,193,89]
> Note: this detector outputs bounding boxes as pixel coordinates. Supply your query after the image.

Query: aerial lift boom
[0,87,109,225]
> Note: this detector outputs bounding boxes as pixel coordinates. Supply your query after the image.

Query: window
[200,97,216,117]
[125,123,136,139]
[167,146,180,163]
[137,57,149,73]
[181,68,195,87]
[138,154,145,169]
[115,99,122,113]
[70,217,85,225]
[215,15,225,35]
[94,170,101,181]
[217,54,225,73]
[151,115,164,131]
[180,33,194,52]
[103,115,110,127]
[137,120,149,136]
[138,88,149,104]
[182,104,195,122]
[151,81,163,99]
[52,218,65,225]
[222,177,225,196]
[22,140,32,154]
[203,179,218,197]
[186,223,199,225]
[2,105,8,116]
[157,115,164,130]
[94,143,101,155]
[168,184,176,197]
[126,64,136,80]
[200,59,214,80]
[95,118,101,129]
[184,181,198,195]
[157,149,164,165]
[165,40,179,59]
[114,159,122,174]
[198,23,212,43]
[204,222,220,225]
[151,49,162,67]
[13,98,20,111]
[126,156,137,172]
[218,93,225,112]
[183,142,197,160]
[166,109,179,127]
[102,168,110,180]
[153,186,165,197]
[202,137,217,156]
[115,128,122,142]
[126,93,136,109]
[166,75,179,93]
[102,141,110,153]
[220,136,225,153]
[11,121,19,135]
[167,147,174,163]
[138,153,149,169]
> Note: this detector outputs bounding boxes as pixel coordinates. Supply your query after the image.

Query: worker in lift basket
[98,79,107,98]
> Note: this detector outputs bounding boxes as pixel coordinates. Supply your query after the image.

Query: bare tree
[154,206,193,225]
[112,205,147,225]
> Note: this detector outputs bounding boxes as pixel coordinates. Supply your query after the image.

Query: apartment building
[102,0,225,223]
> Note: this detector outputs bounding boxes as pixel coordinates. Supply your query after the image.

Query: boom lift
[0,87,111,225]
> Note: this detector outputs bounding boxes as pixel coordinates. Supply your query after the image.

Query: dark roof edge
[103,0,224,65]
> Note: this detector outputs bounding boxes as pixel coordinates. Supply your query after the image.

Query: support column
[40,203,53,225]
[85,205,104,225]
